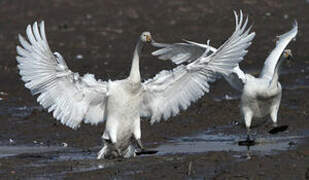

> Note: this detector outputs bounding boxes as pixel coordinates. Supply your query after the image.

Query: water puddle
[0,145,68,158]
[0,144,110,177]
[27,150,113,178]
[154,130,308,156]
[0,129,308,178]
[1,130,307,161]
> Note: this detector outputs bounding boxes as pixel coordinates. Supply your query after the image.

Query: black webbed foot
[238,135,255,146]
[269,125,288,134]
[136,149,158,155]
[134,138,158,155]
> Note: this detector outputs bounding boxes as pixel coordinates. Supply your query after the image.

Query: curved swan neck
[269,55,286,88]
[129,39,144,83]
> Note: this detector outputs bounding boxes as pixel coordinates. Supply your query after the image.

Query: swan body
[241,74,282,123]
[152,19,297,138]
[16,11,254,159]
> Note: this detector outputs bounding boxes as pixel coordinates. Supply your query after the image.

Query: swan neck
[269,55,285,88]
[129,39,143,83]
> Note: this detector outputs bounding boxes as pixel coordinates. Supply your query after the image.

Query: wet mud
[0,0,309,179]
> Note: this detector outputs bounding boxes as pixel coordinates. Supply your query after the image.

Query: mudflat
[0,0,308,179]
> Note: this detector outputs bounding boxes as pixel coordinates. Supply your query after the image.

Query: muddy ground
[0,0,309,179]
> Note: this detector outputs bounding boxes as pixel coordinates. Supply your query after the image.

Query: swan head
[283,49,293,60]
[140,32,152,43]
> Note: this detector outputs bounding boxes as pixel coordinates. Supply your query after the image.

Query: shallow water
[0,128,305,178]
[0,145,67,158]
[154,129,308,156]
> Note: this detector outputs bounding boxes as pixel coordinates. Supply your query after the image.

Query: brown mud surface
[0,0,309,179]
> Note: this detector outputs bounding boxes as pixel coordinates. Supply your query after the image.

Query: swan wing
[151,40,216,64]
[153,41,246,91]
[259,21,298,79]
[16,21,108,129]
[152,11,250,91]
[223,65,246,91]
[141,11,255,124]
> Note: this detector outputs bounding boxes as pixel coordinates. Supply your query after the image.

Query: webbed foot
[238,134,255,146]
[269,125,288,134]
[136,150,158,155]
[135,139,158,155]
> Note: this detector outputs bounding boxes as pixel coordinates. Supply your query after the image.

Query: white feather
[142,11,255,123]
[259,21,298,80]
[16,21,108,129]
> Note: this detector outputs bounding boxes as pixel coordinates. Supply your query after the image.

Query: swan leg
[116,148,122,157]
[244,110,253,138]
[97,139,110,159]
[269,103,288,134]
[133,118,144,150]
[270,105,279,127]
[123,144,136,158]
[102,123,118,144]
[132,119,158,155]
[97,138,123,159]
[239,111,255,146]
[246,128,251,141]
[98,129,118,159]
[136,139,144,150]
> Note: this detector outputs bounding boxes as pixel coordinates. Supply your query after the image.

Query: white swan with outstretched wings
[17,22,153,159]
[16,11,254,159]
[151,19,298,143]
